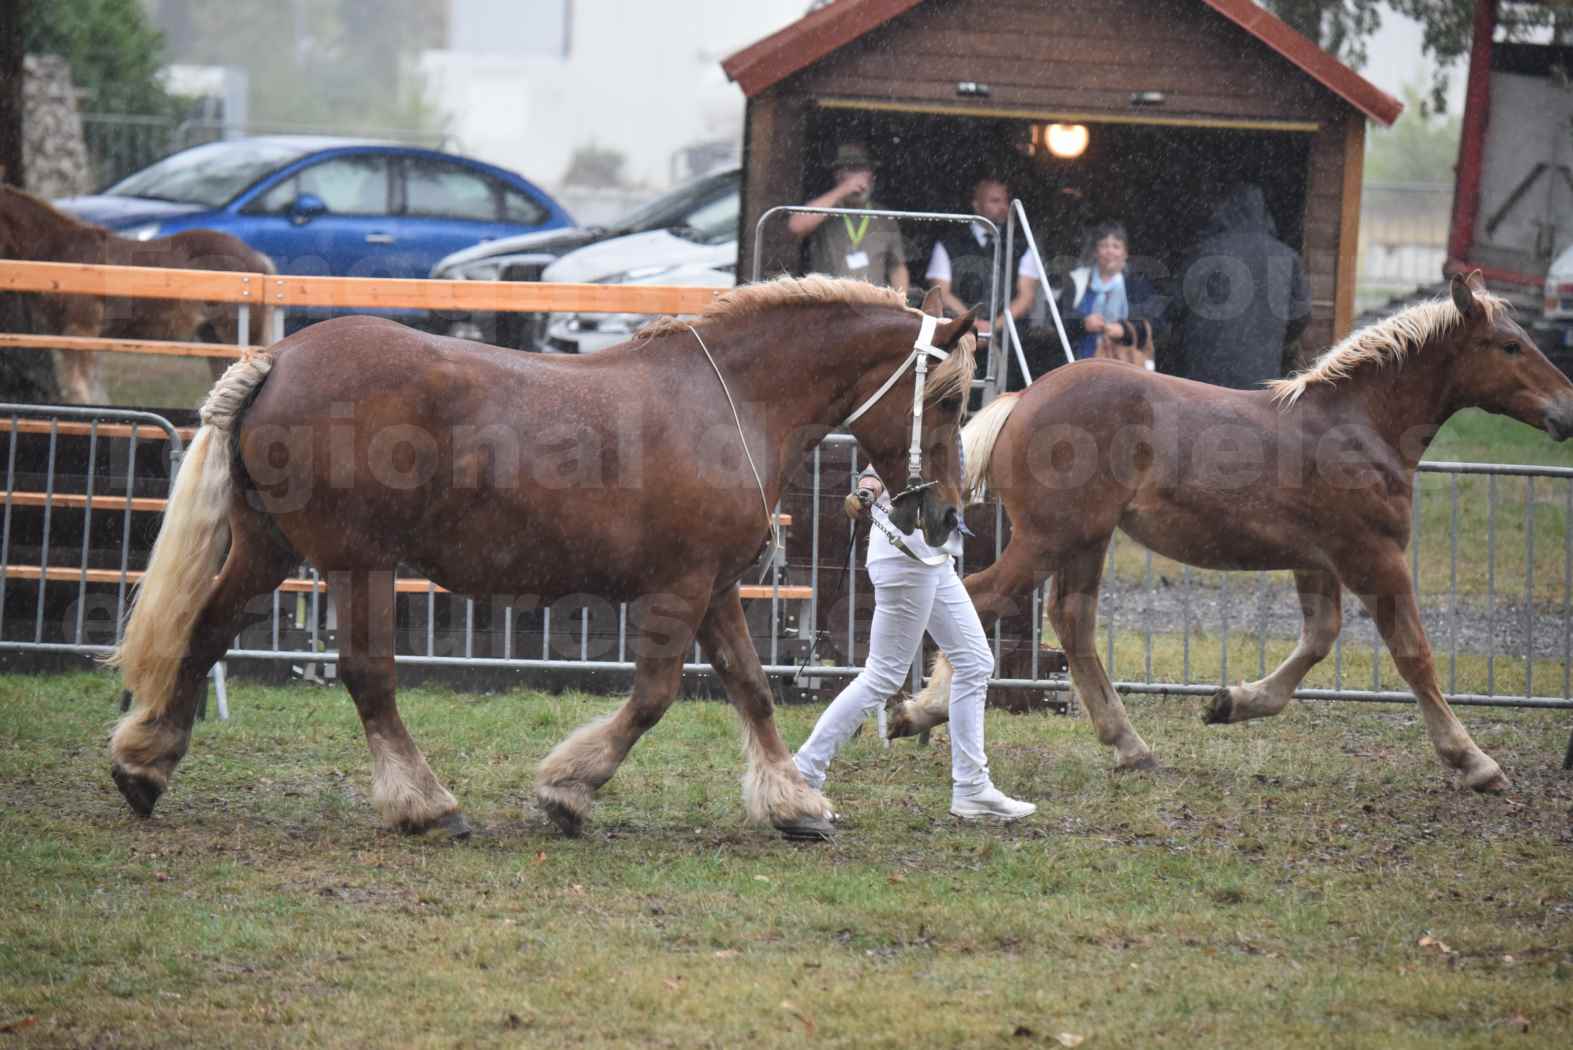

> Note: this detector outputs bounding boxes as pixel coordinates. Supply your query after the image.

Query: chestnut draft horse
[0,186,273,403]
[891,274,1573,792]
[107,276,977,841]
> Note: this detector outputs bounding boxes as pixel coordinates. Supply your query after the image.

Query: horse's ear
[936,307,978,348]
[1450,273,1479,320]
[919,285,945,317]
[1465,268,1488,294]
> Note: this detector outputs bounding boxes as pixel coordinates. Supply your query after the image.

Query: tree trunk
[0,0,28,188]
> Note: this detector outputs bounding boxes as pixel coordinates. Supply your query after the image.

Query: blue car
[56,136,574,285]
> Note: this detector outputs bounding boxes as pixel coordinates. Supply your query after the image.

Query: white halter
[840,313,949,483]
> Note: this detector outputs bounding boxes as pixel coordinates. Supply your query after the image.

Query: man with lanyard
[926,176,1040,336]
[787,142,909,293]
[792,454,1037,823]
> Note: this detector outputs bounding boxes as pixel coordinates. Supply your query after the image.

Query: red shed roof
[722,0,1402,126]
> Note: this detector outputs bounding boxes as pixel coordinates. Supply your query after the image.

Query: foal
[892,274,1573,791]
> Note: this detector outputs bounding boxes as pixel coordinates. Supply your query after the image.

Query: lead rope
[688,325,780,581]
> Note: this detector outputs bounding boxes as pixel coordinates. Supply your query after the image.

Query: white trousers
[795,555,995,794]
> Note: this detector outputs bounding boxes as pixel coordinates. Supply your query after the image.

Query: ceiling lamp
[1045,123,1088,159]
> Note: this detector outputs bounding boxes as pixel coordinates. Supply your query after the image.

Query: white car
[539,224,737,354]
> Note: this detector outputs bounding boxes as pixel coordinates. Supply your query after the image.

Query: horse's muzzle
[1546,398,1573,442]
[921,500,960,549]
[890,478,959,548]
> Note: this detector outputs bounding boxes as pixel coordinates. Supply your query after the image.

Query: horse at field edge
[107,275,977,842]
[0,186,273,403]
[890,273,1573,793]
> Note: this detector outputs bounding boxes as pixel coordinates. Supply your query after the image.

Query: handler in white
[793,466,1037,821]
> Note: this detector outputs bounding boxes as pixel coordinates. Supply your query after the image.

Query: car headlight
[120,223,162,241]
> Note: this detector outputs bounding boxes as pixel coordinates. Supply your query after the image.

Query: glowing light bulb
[1045,123,1089,159]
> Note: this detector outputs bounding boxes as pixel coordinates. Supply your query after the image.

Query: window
[683,192,740,244]
[108,139,310,208]
[279,155,392,215]
[502,186,548,226]
[404,158,498,221]
[253,177,299,214]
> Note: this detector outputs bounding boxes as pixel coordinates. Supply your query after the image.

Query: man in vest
[926,176,1039,334]
[787,142,908,294]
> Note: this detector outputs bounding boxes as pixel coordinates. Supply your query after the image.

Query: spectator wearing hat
[787,142,908,293]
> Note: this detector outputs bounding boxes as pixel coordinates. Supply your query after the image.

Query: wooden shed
[723,0,1401,353]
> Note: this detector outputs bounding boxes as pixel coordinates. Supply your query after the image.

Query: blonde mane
[637,273,977,408]
[1268,290,1507,406]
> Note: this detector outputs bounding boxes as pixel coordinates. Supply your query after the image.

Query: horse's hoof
[111,763,162,817]
[776,816,835,842]
[435,811,474,840]
[536,784,588,837]
[1116,753,1160,773]
[1465,767,1511,794]
[399,810,474,839]
[885,703,919,739]
[884,710,910,739]
[1203,688,1234,725]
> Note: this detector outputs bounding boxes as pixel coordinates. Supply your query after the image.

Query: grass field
[2,673,1570,1048]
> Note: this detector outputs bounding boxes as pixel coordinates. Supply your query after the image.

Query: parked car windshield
[670,190,739,245]
[106,139,314,207]
[609,169,738,236]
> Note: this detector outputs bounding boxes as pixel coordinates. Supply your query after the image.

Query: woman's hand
[1107,321,1124,342]
[1084,313,1106,334]
[843,479,883,521]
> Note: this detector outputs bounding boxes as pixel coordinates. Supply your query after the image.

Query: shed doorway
[801,104,1314,297]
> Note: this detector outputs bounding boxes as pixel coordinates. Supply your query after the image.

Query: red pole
[1448,0,1497,267]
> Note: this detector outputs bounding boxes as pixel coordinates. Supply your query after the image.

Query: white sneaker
[950,786,1037,822]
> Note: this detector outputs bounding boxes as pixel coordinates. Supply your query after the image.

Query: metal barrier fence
[0,407,850,683]
[0,402,184,657]
[2,402,1570,734]
[1029,459,1573,713]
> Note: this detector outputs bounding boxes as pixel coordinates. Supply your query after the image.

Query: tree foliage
[152,0,448,136]
[1261,1,1573,113]
[22,0,175,114]
[1363,83,1462,181]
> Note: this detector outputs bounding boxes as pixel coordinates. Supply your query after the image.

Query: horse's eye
[939,395,963,412]
[1503,341,1522,355]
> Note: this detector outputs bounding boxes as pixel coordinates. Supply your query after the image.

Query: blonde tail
[107,352,273,791]
[962,392,1021,501]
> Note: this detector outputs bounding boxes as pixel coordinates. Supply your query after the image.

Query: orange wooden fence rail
[0,259,722,314]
